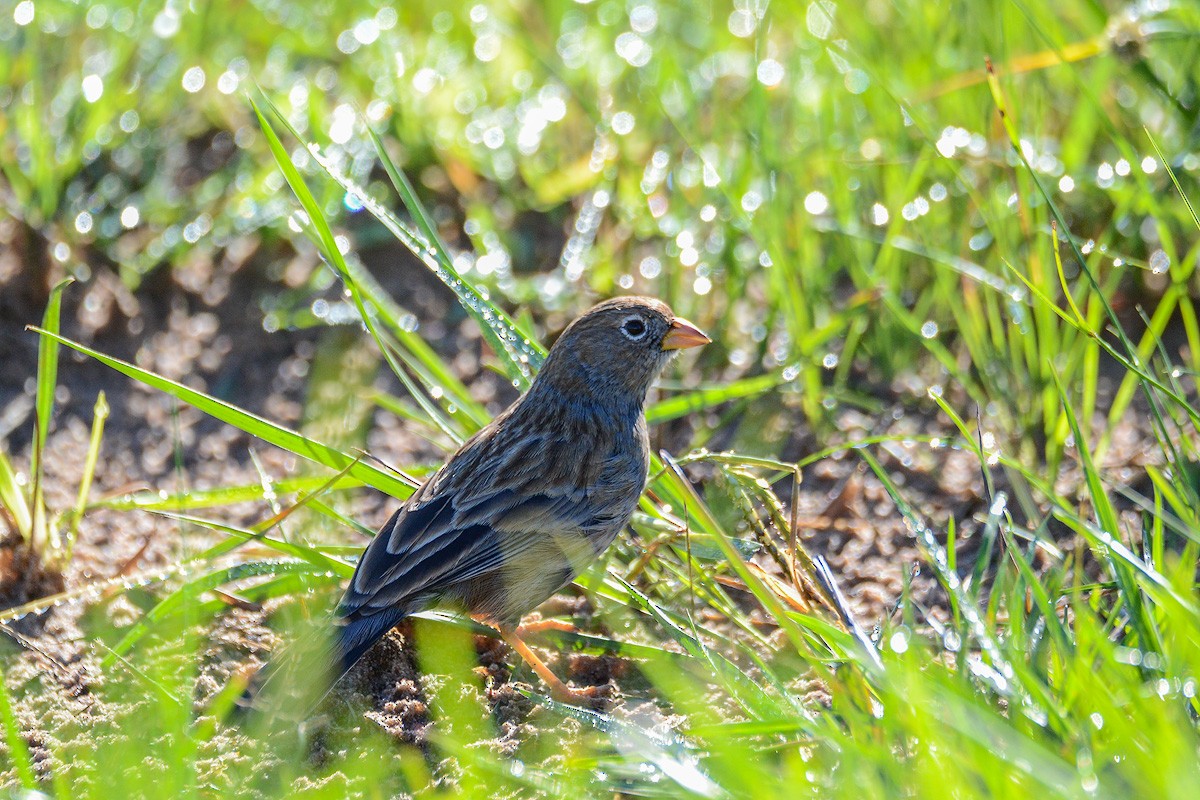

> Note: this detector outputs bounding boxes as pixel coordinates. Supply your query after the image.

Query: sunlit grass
[2,0,1200,797]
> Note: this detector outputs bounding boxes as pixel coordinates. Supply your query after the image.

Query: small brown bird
[336,296,708,700]
[248,297,708,710]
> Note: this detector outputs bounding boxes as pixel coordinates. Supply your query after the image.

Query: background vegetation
[2,0,1200,797]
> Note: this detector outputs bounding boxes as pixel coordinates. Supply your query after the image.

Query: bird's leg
[496,625,604,703]
[514,617,580,636]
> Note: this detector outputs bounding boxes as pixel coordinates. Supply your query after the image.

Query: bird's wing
[337,437,601,620]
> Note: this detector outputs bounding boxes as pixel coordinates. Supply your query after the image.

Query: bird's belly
[450,526,617,627]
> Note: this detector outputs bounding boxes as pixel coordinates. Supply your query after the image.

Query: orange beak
[661,317,711,351]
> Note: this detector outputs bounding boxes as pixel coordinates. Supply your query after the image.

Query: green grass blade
[65,390,108,552]
[646,373,784,425]
[0,451,32,541]
[28,276,73,555]
[30,328,416,501]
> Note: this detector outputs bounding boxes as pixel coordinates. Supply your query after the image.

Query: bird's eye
[621,316,647,340]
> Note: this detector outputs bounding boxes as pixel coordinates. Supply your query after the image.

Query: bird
[248,296,709,711]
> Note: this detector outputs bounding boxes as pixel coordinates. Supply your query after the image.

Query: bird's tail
[232,609,405,723]
[332,609,407,677]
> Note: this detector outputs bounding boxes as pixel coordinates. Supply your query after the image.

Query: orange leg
[496,625,605,704]
[515,617,580,636]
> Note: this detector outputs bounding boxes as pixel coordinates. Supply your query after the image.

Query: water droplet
[79,74,108,106]
[728,8,756,37]
[741,190,763,213]
[181,66,206,93]
[639,256,662,279]
[630,4,658,33]
[920,321,939,338]
[612,111,635,135]
[756,59,785,87]
[1149,249,1169,274]
[615,32,651,67]
[14,1,34,26]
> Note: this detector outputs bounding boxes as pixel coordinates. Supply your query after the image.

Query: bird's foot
[546,680,615,709]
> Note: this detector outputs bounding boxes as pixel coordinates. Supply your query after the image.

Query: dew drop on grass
[1149,249,1169,274]
[968,231,992,251]
[803,191,828,215]
[821,352,838,369]
[728,9,756,37]
[14,1,34,25]
[182,66,206,93]
[82,74,104,103]
[756,59,785,87]
[920,321,938,338]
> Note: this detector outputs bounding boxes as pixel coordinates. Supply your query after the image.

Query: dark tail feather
[232,609,405,723]
[333,609,407,677]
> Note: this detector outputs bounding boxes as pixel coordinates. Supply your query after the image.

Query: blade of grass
[30,328,416,501]
[29,276,73,555]
[64,390,108,552]
[0,451,32,539]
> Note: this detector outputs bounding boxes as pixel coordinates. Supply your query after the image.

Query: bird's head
[534,296,710,404]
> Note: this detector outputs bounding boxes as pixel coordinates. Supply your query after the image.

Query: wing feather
[337,415,605,621]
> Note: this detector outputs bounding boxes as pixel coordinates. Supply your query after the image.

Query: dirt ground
[0,218,1167,786]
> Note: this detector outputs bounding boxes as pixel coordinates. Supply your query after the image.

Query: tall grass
[2,0,1200,797]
